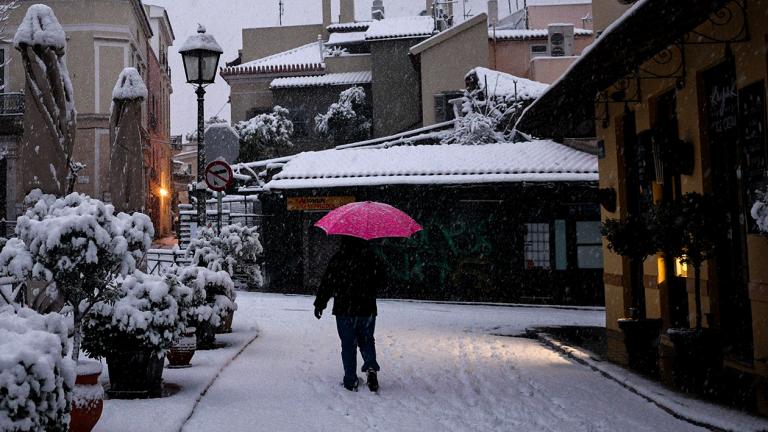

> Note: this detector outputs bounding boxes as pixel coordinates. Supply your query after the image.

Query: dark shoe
[343,378,359,391]
[366,370,379,392]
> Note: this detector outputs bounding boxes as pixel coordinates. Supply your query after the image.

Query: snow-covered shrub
[441,111,505,145]
[751,188,768,234]
[81,272,185,358]
[315,86,372,146]
[324,46,348,57]
[0,191,154,361]
[235,106,294,161]
[187,224,264,289]
[176,266,236,328]
[0,306,74,432]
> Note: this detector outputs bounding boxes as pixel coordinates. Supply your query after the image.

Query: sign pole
[217,191,223,232]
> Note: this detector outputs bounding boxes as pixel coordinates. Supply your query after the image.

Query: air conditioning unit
[548,24,575,57]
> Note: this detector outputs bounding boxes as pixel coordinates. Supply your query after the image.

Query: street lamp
[179,24,223,228]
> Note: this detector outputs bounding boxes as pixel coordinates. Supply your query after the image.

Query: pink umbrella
[314,201,423,240]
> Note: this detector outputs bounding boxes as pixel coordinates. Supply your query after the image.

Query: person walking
[314,236,386,392]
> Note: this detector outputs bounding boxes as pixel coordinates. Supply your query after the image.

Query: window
[554,219,567,270]
[576,221,603,269]
[530,44,548,58]
[524,223,550,269]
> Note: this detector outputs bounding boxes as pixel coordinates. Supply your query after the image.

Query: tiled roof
[270,71,372,89]
[326,31,367,45]
[265,141,598,190]
[491,28,593,40]
[221,41,325,76]
[469,67,549,101]
[327,21,372,32]
[365,16,435,41]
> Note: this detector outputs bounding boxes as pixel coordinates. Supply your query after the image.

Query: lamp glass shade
[181,50,221,85]
[182,53,200,83]
[200,52,221,83]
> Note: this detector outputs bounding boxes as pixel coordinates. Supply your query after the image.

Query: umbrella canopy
[315,201,423,240]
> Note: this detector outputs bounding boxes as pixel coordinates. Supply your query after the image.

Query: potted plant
[0,305,75,432]
[751,187,768,234]
[176,266,236,349]
[81,272,185,399]
[652,192,726,394]
[163,267,209,368]
[602,213,662,374]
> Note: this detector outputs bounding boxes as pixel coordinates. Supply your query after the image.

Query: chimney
[372,0,385,20]
[488,0,498,26]
[340,0,355,23]
[322,0,332,28]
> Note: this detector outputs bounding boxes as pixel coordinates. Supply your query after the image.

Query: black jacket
[314,242,386,316]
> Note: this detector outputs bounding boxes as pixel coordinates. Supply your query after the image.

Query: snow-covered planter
[0,306,74,432]
[1,191,154,363]
[188,224,264,290]
[176,266,236,347]
[81,272,182,398]
[751,188,768,234]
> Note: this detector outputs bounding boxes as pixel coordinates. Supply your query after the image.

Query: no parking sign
[204,160,233,192]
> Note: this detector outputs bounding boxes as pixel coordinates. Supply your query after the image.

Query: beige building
[0,1,173,231]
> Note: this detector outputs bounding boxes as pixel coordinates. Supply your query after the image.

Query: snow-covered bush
[0,191,154,361]
[315,86,372,146]
[0,306,74,432]
[176,266,236,329]
[187,224,264,289]
[235,106,294,161]
[324,46,348,57]
[81,272,185,359]
[751,188,768,234]
[441,111,505,145]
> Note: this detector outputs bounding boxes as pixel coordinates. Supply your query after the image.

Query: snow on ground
[174,293,706,432]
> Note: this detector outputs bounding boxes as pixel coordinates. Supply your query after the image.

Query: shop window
[576,221,603,269]
[524,223,550,269]
[554,220,567,270]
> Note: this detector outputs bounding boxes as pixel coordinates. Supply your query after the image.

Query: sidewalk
[533,329,768,432]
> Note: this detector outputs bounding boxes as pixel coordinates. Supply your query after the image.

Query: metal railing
[146,248,191,276]
[0,92,24,116]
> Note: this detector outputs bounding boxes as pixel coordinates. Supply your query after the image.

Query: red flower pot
[70,360,104,432]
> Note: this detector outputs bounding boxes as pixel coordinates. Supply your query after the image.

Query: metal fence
[0,93,25,116]
[146,249,191,276]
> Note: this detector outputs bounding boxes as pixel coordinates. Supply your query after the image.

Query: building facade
[517,0,768,415]
[0,1,172,236]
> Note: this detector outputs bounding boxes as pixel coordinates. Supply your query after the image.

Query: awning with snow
[265,141,598,190]
[514,0,730,139]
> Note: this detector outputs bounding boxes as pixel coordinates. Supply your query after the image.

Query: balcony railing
[0,92,25,116]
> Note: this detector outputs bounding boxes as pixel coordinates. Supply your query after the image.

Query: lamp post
[179,24,223,228]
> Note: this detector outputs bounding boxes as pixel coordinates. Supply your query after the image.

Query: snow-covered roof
[326,31,368,46]
[365,16,435,41]
[13,4,66,50]
[469,67,549,101]
[265,141,598,190]
[328,21,372,32]
[179,25,223,53]
[222,41,325,76]
[112,67,147,101]
[525,0,592,5]
[491,28,593,40]
[270,71,372,89]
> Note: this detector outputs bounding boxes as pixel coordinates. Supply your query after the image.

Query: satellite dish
[205,123,240,165]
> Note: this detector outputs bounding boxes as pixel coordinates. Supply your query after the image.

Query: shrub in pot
[652,192,726,394]
[0,305,75,432]
[81,272,184,399]
[176,266,236,348]
[602,213,662,374]
[188,223,264,291]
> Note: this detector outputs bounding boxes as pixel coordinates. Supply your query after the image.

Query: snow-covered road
[182,293,705,432]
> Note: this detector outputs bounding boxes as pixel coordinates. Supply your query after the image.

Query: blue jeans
[335,316,380,386]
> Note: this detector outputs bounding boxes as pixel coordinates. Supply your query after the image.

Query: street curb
[532,331,764,432]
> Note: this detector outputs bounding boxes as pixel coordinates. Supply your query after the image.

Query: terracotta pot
[196,321,217,350]
[106,351,165,399]
[216,309,234,334]
[70,360,104,432]
[168,327,197,368]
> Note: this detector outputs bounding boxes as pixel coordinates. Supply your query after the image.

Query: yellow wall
[597,0,768,376]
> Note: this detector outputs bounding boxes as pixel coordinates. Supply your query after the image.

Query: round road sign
[204,160,234,192]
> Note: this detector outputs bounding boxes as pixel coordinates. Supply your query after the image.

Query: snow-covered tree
[187,224,264,289]
[13,4,81,194]
[185,116,228,143]
[0,305,74,432]
[174,266,236,347]
[0,191,154,362]
[235,106,294,161]
[315,86,372,146]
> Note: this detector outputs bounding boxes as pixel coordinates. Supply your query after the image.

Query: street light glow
[159,187,169,198]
